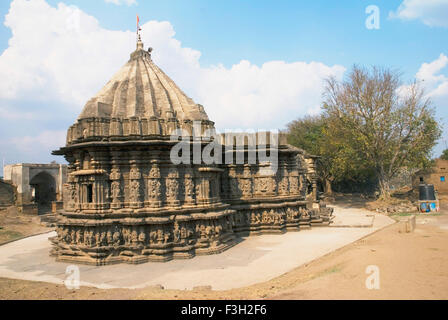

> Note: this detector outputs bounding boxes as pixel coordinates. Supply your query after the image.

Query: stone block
[52,201,64,213]
[398,215,416,233]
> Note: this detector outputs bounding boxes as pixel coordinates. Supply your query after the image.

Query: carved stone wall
[51,139,332,265]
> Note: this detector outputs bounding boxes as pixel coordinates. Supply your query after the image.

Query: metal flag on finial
[136,14,142,41]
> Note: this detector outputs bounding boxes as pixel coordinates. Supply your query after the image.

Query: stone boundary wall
[0,179,16,208]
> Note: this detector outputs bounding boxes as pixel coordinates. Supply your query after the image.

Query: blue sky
[1,0,445,75]
[0,0,447,174]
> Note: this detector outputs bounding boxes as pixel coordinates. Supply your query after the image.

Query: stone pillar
[57,164,63,201]
[309,159,318,202]
[195,176,209,204]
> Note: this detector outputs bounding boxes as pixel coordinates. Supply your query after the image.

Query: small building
[3,163,67,214]
[413,159,448,199]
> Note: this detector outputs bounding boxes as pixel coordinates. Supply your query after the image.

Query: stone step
[39,213,58,227]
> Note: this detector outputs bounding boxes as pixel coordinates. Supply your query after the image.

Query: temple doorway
[30,172,56,214]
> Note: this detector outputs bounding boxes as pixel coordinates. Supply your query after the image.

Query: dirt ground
[0,207,52,245]
[0,201,447,300]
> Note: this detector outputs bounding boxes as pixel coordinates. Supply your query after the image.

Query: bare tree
[323,66,441,199]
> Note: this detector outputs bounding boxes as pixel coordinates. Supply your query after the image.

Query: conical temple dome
[78,40,209,121]
[63,40,214,146]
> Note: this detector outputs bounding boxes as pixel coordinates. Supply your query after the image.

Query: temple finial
[136,14,143,50]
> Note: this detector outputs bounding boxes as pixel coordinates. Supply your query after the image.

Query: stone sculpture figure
[147,179,161,200]
[129,180,140,203]
[111,181,121,200]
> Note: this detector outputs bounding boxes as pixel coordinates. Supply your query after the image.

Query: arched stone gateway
[51,38,333,265]
[3,164,67,215]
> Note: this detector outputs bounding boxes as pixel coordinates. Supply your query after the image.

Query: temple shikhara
[51,35,333,265]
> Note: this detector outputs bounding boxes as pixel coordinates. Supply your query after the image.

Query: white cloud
[0,105,35,120]
[411,54,448,155]
[11,130,66,154]
[397,54,448,100]
[416,54,448,98]
[104,0,137,6]
[390,0,448,27]
[0,130,66,170]
[0,0,135,109]
[196,60,344,130]
[0,0,345,163]
[0,0,202,111]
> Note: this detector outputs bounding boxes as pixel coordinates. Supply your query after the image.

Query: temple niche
[51,37,333,265]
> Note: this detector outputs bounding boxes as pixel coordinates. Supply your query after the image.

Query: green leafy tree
[441,149,448,160]
[322,65,442,199]
[287,114,374,194]
[287,115,335,193]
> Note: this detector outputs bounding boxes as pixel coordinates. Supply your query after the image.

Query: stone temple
[51,37,333,265]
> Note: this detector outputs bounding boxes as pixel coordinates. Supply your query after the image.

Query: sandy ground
[0,199,448,300]
[0,201,446,300]
[269,214,448,299]
[0,207,52,245]
[0,214,388,291]
[1,216,446,300]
